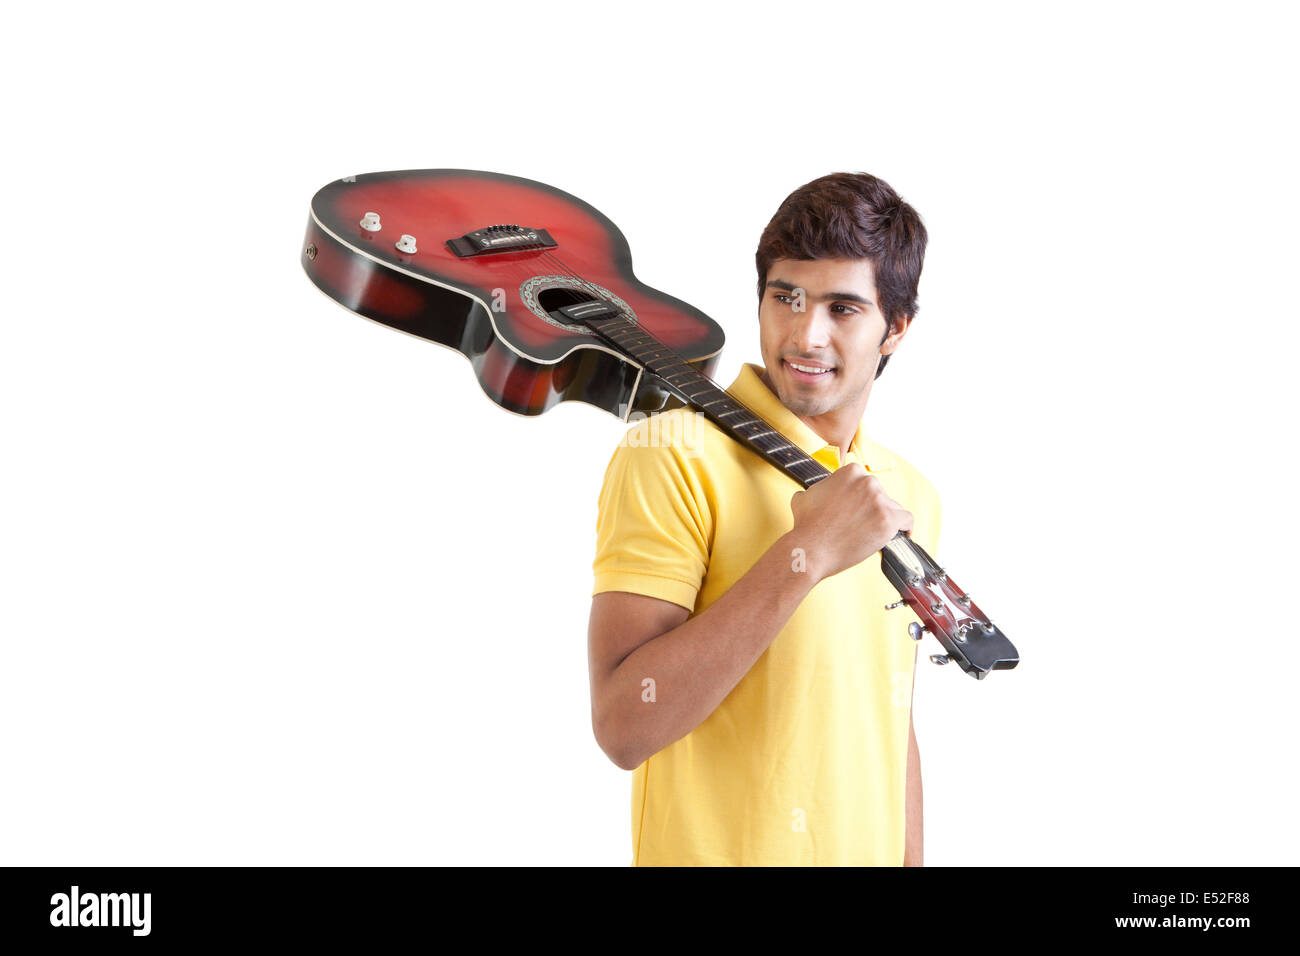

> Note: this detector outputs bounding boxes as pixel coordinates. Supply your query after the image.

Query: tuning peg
[929,654,950,666]
[908,622,926,642]
[885,599,907,610]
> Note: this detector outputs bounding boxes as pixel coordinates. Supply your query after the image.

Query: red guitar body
[301,169,724,418]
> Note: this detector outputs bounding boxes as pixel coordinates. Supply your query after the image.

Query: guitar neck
[585,312,831,489]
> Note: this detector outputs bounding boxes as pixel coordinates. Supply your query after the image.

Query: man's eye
[831,304,856,314]
[774,293,791,304]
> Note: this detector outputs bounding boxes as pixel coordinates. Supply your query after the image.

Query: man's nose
[789,306,833,353]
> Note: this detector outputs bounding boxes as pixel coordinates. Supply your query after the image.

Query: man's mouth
[783,358,836,383]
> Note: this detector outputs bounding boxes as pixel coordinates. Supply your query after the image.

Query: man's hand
[788,463,913,583]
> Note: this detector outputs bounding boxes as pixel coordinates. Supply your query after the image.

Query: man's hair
[755,172,928,379]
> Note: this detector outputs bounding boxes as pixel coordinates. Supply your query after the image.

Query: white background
[3,0,1296,866]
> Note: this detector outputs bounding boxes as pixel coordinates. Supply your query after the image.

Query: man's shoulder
[863,438,941,504]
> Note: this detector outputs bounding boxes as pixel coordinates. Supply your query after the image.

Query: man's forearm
[904,718,923,865]
[600,531,817,770]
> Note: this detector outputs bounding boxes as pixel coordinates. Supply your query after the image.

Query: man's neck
[814,417,858,463]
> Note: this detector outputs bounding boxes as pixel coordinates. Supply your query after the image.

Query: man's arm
[904,698,923,866]
[588,530,816,771]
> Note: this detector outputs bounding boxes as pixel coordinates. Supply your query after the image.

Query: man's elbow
[604,745,644,773]
[593,713,644,771]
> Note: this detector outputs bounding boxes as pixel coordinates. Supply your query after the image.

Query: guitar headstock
[879,534,1019,679]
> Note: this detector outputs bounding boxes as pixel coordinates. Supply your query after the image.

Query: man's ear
[880,314,913,354]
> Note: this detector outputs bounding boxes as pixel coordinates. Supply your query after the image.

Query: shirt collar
[725,363,896,473]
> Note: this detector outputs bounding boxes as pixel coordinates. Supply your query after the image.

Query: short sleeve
[592,420,714,612]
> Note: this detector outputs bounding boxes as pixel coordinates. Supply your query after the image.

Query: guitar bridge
[446,223,558,257]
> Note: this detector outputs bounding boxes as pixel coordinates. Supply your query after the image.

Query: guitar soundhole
[520,275,638,333]
[537,287,597,315]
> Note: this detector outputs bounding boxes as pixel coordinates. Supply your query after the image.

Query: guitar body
[301,169,724,417]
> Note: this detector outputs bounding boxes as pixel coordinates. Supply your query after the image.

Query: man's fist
[788,463,913,582]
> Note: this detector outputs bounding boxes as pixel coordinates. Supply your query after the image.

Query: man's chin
[776,386,835,417]
[787,399,833,417]
[763,365,839,415]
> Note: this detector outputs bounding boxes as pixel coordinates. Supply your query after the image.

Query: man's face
[758,257,908,420]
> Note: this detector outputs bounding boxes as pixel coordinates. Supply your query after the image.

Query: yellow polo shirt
[592,363,941,866]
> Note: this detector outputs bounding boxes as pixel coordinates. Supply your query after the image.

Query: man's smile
[783,357,838,383]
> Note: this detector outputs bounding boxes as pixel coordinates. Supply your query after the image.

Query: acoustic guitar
[300,168,1019,679]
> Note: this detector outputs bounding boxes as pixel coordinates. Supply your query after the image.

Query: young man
[588,172,940,866]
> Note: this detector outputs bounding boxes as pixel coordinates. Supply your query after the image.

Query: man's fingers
[897,508,915,533]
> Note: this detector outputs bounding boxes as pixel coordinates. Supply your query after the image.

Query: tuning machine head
[878,535,1020,679]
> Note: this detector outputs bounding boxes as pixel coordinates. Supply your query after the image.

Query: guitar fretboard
[584,312,831,489]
